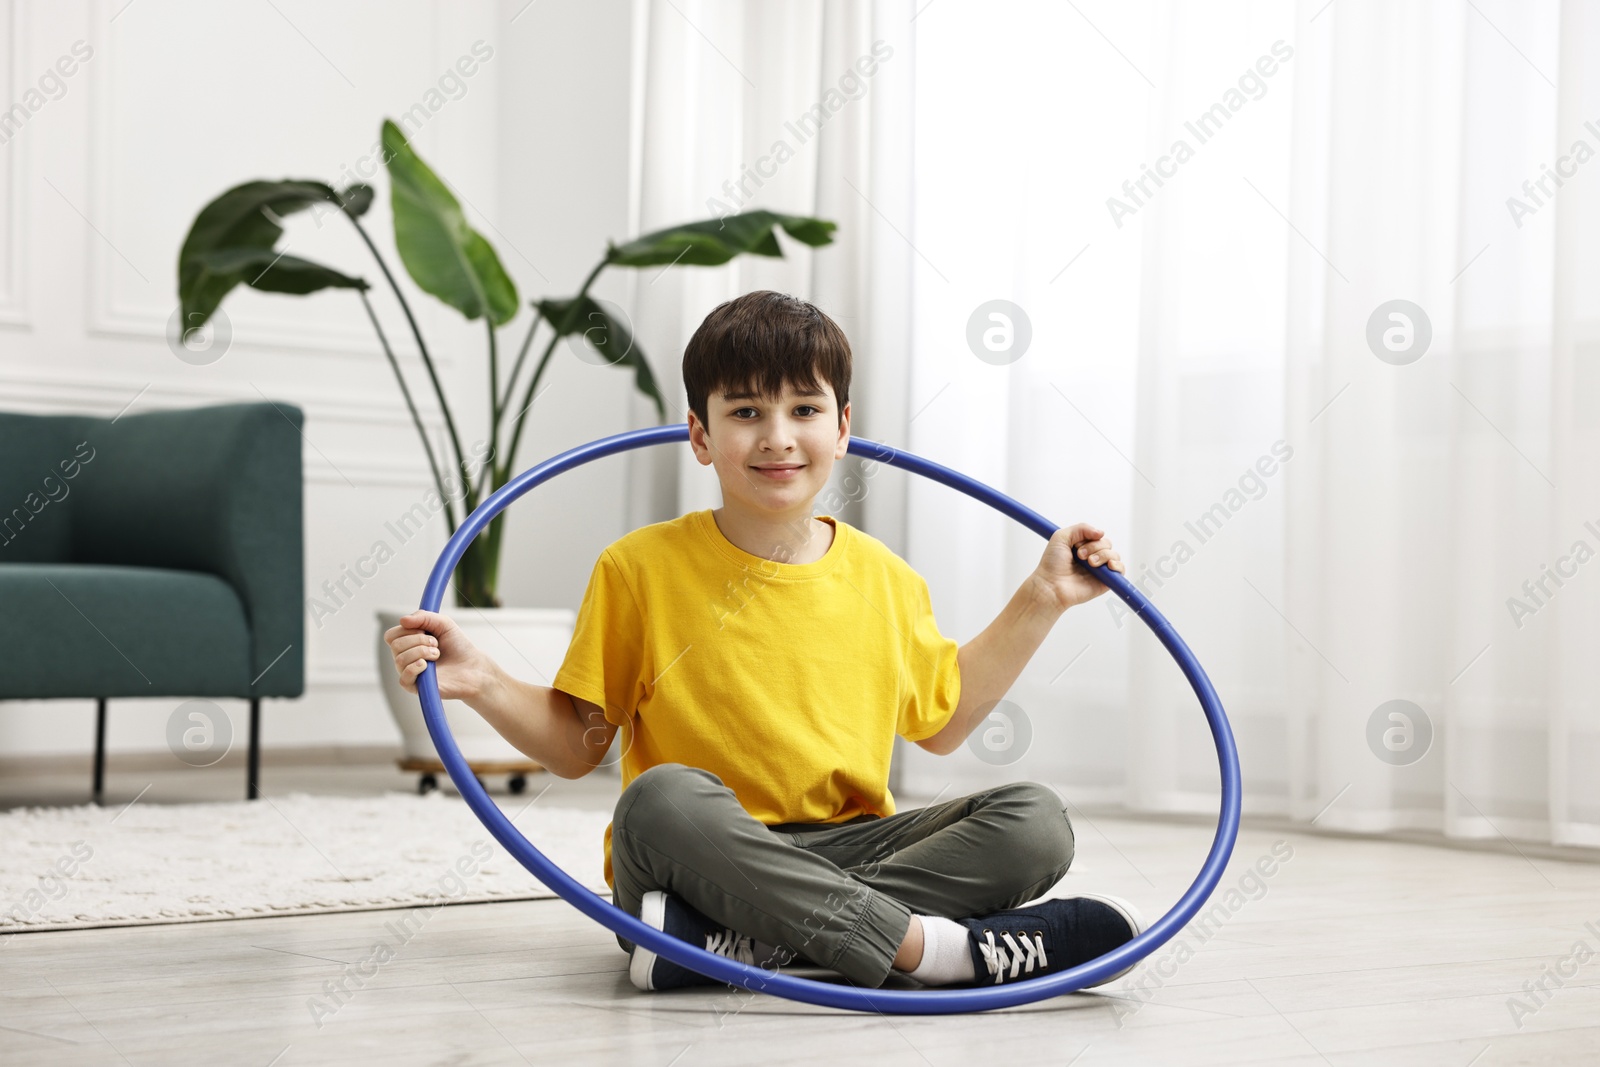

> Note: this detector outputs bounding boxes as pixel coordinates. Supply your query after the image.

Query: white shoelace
[977,929,1048,983]
[704,929,757,965]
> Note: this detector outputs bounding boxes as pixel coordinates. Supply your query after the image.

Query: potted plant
[178,118,836,784]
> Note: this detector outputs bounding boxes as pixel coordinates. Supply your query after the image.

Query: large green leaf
[198,247,368,296]
[338,183,375,219]
[381,119,518,326]
[606,210,837,268]
[535,296,665,420]
[177,180,373,326]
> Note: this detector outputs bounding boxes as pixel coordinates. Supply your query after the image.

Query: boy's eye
[731,406,821,418]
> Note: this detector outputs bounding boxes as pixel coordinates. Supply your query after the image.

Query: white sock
[905,915,976,985]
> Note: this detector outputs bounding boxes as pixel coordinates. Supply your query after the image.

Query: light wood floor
[4,758,1600,1065]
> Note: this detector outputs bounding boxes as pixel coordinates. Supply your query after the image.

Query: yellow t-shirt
[551,508,963,889]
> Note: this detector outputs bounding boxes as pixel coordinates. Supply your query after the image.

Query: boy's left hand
[1032,522,1124,611]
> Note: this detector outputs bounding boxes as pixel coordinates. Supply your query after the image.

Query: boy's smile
[687,380,851,561]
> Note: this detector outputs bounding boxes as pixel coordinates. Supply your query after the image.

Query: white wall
[0,0,640,755]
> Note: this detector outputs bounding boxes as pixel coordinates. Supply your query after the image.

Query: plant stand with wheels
[399,756,542,796]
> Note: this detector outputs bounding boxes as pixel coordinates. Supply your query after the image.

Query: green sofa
[0,401,305,800]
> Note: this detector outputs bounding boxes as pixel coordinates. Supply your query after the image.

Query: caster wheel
[509,774,527,795]
[418,773,438,795]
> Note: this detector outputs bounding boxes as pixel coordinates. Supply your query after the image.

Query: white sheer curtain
[628,0,1599,848]
[623,0,919,551]
[894,0,1600,850]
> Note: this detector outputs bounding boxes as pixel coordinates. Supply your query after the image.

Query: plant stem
[487,317,500,428]
[358,288,456,534]
[346,214,474,510]
[500,257,609,484]
[498,310,542,417]
[475,312,543,503]
[498,332,561,487]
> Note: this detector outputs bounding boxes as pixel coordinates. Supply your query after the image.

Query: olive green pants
[608,762,1075,988]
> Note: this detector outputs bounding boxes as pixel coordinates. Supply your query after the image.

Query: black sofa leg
[248,697,261,800]
[93,698,107,804]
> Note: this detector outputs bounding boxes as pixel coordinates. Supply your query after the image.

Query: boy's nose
[759,424,799,451]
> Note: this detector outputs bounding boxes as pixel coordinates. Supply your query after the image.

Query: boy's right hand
[383,610,486,701]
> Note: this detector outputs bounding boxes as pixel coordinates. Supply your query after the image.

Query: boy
[385,290,1140,991]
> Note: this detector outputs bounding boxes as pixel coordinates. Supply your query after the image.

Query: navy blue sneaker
[959,893,1145,986]
[628,890,795,991]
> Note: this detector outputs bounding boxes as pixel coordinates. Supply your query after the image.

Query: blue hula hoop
[417,423,1242,1015]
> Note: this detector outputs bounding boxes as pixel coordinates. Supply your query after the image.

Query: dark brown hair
[683,290,852,429]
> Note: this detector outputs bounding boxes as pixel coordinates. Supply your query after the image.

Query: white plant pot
[377,606,576,765]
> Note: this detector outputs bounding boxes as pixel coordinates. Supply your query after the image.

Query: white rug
[0,791,613,933]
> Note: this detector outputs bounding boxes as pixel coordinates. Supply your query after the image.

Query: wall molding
[309,660,386,688]
[0,742,403,774]
[0,362,443,427]
[82,0,459,365]
[0,364,463,488]
[0,0,31,328]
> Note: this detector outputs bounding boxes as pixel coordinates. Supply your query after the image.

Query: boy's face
[687,380,851,520]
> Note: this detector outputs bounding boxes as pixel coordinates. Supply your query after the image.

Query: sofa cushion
[0,412,90,563]
[1,563,254,698]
